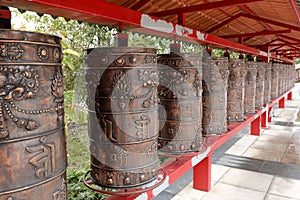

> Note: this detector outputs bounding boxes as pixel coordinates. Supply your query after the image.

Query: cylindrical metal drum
[202,57,228,135]
[227,59,246,122]
[157,53,202,154]
[0,29,67,199]
[255,62,265,108]
[86,47,160,188]
[278,64,284,95]
[289,64,296,90]
[282,64,287,93]
[264,63,272,104]
[271,63,279,99]
[244,61,257,114]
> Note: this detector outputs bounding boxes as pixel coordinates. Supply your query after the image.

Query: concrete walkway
[155,84,300,200]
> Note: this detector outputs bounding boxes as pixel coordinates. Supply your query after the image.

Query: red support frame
[193,155,212,192]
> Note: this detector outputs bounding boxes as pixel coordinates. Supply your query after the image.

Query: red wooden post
[193,155,212,192]
[279,97,285,108]
[268,107,272,122]
[261,111,267,128]
[287,91,292,100]
[251,116,261,135]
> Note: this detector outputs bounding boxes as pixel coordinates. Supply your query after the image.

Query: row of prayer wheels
[0,28,296,198]
[85,45,296,190]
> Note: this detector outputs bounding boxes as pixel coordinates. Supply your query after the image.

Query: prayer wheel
[277,64,283,95]
[289,64,296,90]
[0,29,67,199]
[255,62,265,108]
[86,47,160,188]
[227,59,246,122]
[157,53,202,154]
[264,63,272,104]
[202,57,228,135]
[244,61,257,114]
[271,63,279,99]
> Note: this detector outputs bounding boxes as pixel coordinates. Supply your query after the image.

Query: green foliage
[67,165,108,200]
[127,31,203,54]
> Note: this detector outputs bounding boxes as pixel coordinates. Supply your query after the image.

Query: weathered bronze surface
[255,62,265,108]
[227,59,246,122]
[271,63,279,99]
[281,64,287,93]
[264,63,272,104]
[288,64,296,90]
[157,53,202,153]
[202,57,228,135]
[0,29,67,199]
[244,61,257,114]
[86,47,159,188]
[277,64,284,95]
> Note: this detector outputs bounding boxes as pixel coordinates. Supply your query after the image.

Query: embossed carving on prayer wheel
[283,64,288,93]
[244,61,257,114]
[0,29,67,199]
[255,62,265,108]
[271,63,279,99]
[86,47,159,188]
[202,57,228,135]
[289,64,296,90]
[278,64,284,95]
[157,53,202,154]
[264,63,272,104]
[227,59,246,122]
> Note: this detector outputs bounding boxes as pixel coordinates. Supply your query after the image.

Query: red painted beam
[239,4,274,30]
[264,42,300,47]
[288,0,300,25]
[279,35,300,43]
[130,0,150,10]
[149,0,264,17]
[240,13,300,32]
[221,29,291,39]
[178,13,186,25]
[206,13,242,33]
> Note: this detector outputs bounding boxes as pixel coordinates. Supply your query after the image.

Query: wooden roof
[105,0,300,57]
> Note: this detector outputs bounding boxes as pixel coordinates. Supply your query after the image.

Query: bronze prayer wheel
[86,47,160,188]
[202,57,228,135]
[0,29,67,199]
[264,63,272,104]
[244,61,257,114]
[271,63,279,99]
[227,59,246,122]
[282,64,287,93]
[157,53,202,154]
[289,64,296,90]
[255,62,265,108]
[277,64,283,95]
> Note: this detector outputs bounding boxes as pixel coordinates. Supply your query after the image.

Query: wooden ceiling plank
[149,0,264,17]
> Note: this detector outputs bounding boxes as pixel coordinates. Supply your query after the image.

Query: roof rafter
[278,35,300,43]
[149,0,264,17]
[206,13,242,33]
[130,0,150,10]
[240,13,300,32]
[221,29,291,39]
[288,0,300,25]
[207,12,300,34]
